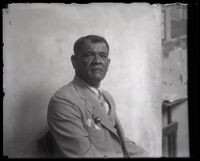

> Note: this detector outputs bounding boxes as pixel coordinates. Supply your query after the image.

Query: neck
[76,75,100,88]
[87,81,100,88]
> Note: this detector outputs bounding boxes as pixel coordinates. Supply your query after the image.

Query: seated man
[47,35,148,158]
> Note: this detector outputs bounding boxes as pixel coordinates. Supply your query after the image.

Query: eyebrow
[84,50,108,54]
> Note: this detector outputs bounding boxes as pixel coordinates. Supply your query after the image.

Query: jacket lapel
[114,114,129,158]
[72,77,119,138]
[102,89,129,157]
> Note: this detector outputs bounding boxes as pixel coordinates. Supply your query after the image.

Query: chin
[90,74,105,82]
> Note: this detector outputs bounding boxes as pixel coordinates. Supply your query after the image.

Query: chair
[37,131,55,158]
[162,98,187,157]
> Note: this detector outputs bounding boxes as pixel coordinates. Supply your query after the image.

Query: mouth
[91,68,103,73]
[91,65,104,71]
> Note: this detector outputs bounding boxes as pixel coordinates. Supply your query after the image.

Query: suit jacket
[47,76,148,158]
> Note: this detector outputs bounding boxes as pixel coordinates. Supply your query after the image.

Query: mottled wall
[162,5,189,157]
[3,3,162,157]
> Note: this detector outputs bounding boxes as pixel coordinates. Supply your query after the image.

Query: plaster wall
[3,3,162,157]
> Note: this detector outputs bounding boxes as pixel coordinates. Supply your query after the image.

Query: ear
[71,55,77,69]
[108,58,111,66]
[106,58,110,71]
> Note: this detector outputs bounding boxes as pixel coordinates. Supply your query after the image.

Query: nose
[93,53,103,63]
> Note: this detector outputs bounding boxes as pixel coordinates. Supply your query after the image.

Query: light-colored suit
[47,76,148,158]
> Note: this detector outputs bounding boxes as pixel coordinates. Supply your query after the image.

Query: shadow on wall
[5,88,50,157]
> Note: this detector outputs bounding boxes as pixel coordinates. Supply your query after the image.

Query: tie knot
[97,89,110,114]
[97,89,102,99]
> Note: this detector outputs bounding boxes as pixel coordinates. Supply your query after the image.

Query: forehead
[81,40,109,53]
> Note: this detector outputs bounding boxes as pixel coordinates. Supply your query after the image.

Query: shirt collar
[75,76,102,97]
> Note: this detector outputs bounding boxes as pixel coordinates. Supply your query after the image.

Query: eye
[81,52,93,58]
[100,52,108,58]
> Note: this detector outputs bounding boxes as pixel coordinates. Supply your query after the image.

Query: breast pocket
[87,122,106,149]
[84,105,106,149]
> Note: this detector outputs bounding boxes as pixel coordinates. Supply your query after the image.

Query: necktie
[97,89,110,114]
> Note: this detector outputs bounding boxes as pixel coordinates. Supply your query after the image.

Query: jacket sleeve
[123,136,149,158]
[47,96,103,158]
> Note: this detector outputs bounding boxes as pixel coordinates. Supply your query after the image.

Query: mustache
[90,62,103,67]
[90,64,105,71]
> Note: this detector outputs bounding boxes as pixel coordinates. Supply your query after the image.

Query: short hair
[73,35,109,56]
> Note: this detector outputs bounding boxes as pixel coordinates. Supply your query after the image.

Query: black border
[1,0,199,160]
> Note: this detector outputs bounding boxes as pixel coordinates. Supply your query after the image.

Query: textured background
[3,3,162,157]
[161,5,189,157]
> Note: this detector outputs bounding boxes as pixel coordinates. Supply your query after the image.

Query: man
[47,35,148,158]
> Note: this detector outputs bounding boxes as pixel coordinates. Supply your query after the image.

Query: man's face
[73,40,110,86]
